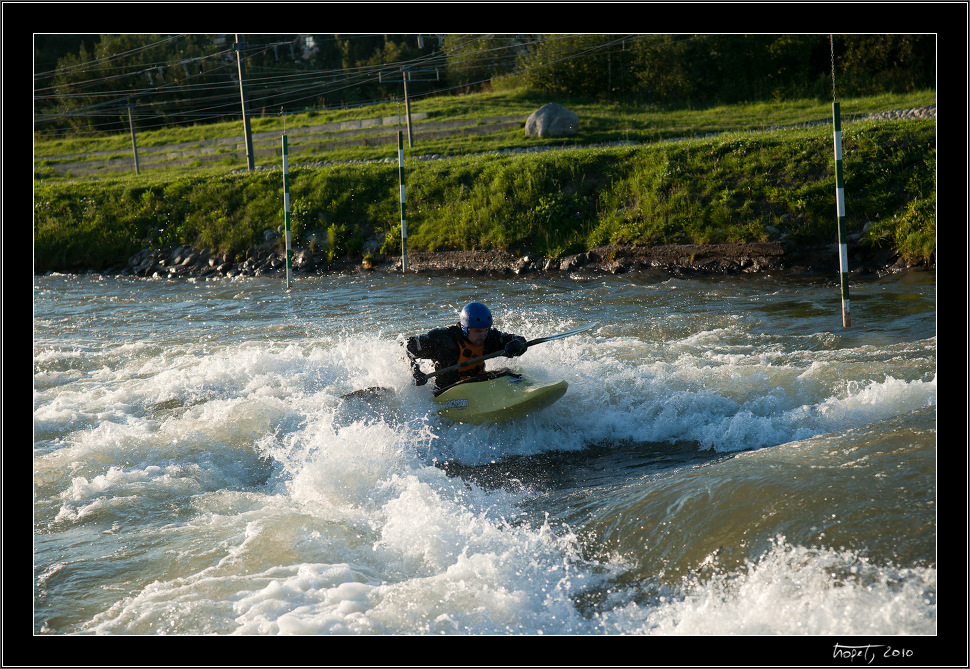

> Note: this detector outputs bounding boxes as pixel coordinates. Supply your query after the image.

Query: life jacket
[457,337,486,378]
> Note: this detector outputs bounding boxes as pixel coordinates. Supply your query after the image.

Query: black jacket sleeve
[405,326,461,374]
[484,329,527,355]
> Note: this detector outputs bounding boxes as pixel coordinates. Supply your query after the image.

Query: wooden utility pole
[235,34,255,172]
[379,67,439,148]
[127,105,140,175]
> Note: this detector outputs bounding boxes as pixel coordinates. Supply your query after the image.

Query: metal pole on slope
[830,36,850,327]
[398,131,408,273]
[282,133,293,289]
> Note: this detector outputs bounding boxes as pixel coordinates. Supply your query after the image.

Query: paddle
[341,322,598,399]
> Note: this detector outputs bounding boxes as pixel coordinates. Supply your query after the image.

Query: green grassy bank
[33,94,936,273]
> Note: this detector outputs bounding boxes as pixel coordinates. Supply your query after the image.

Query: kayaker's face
[466,327,489,345]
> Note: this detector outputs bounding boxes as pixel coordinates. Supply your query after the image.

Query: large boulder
[524,103,579,139]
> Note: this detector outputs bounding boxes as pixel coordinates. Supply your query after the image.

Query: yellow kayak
[434,370,568,424]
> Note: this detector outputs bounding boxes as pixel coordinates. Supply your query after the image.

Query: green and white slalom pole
[398,131,408,273]
[282,133,293,289]
[832,102,850,327]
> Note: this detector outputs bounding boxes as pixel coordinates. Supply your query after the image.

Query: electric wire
[34,34,660,137]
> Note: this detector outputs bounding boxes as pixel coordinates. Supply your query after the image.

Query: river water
[33,267,938,646]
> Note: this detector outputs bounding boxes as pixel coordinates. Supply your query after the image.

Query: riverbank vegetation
[33,34,937,273]
[34,98,936,272]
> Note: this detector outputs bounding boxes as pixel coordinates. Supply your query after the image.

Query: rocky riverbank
[104,237,928,282]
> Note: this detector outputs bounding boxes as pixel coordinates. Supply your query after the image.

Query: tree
[442,34,526,90]
[835,34,935,95]
[517,34,635,98]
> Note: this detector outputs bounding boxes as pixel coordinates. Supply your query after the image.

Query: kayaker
[405,302,527,390]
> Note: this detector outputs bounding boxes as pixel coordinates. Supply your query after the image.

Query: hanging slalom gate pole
[832,102,849,326]
[398,131,408,273]
[830,35,849,327]
[282,133,293,289]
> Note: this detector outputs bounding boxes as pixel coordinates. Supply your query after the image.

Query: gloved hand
[504,338,527,357]
[413,370,428,386]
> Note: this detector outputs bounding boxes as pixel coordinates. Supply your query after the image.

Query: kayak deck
[433,370,568,424]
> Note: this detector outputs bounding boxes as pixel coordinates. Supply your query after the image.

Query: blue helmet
[460,302,492,335]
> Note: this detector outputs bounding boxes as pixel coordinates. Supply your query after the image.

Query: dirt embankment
[377,241,925,279]
[111,239,928,281]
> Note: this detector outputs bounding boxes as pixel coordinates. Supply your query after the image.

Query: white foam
[34,275,937,635]
[613,537,937,635]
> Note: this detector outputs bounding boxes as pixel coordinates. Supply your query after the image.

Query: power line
[35,34,662,135]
